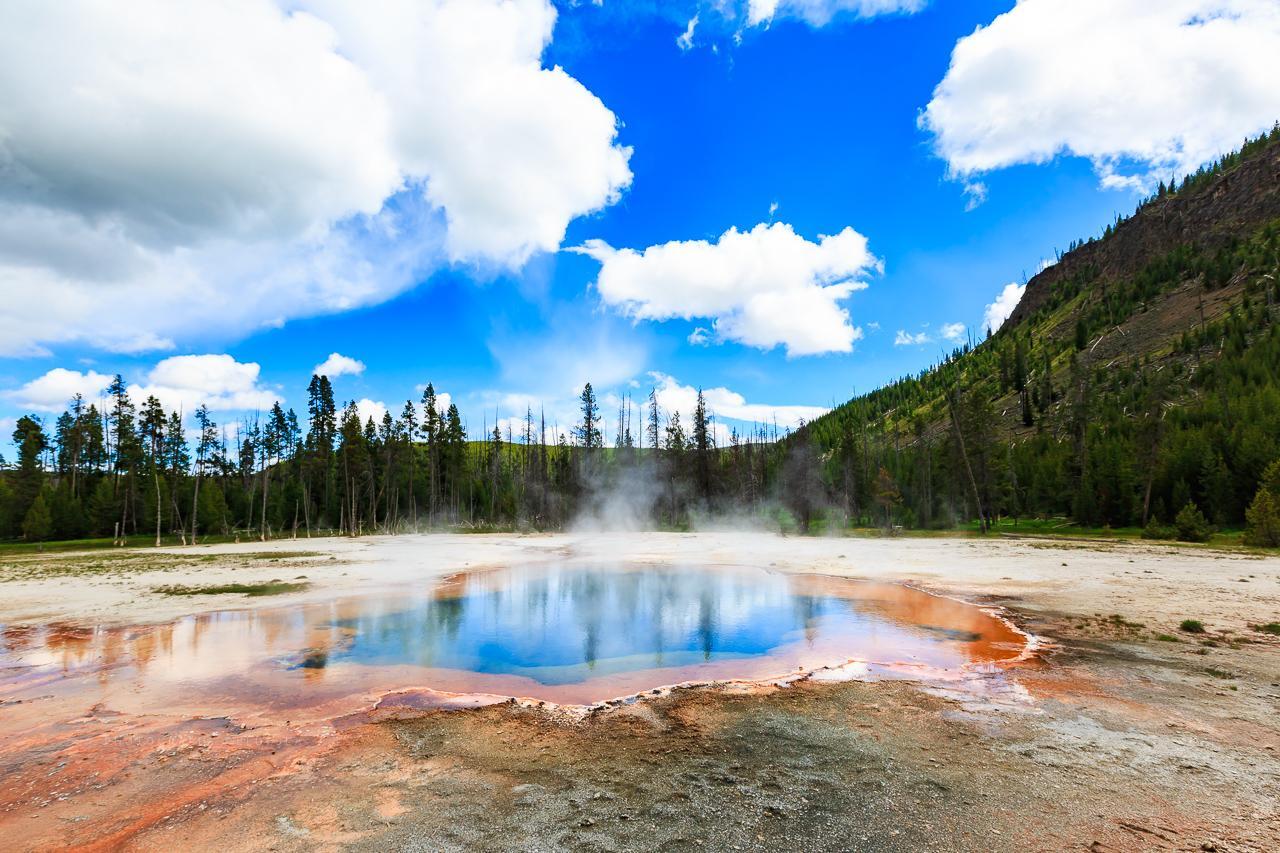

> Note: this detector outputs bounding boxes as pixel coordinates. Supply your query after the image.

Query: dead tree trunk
[948,389,988,533]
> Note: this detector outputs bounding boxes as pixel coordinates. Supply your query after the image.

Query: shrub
[1180,619,1206,634]
[1260,459,1280,496]
[1243,487,1280,547]
[21,493,52,542]
[1174,501,1212,543]
[1141,519,1176,540]
[154,581,309,597]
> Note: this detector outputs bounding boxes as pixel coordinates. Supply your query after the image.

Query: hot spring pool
[0,562,1028,709]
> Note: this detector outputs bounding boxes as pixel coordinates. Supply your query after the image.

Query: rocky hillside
[1007,133,1280,328]
[792,127,1280,531]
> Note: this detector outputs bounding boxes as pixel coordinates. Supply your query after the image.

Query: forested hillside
[2,130,1280,546]
[794,126,1280,540]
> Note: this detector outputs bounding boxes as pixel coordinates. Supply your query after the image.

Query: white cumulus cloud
[573,222,878,357]
[939,322,966,343]
[5,354,278,415]
[650,373,826,431]
[352,398,388,426]
[0,0,631,356]
[962,181,988,211]
[677,14,699,50]
[134,355,280,414]
[494,415,572,445]
[747,0,927,27]
[983,283,1025,333]
[893,330,932,347]
[921,0,1280,191]
[4,368,114,412]
[314,352,366,378]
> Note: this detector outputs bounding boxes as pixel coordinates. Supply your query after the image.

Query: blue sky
[2,0,1278,451]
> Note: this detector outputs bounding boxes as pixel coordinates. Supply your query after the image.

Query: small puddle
[0,563,1028,715]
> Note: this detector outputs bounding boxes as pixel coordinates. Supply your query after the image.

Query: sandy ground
[1,531,1278,851]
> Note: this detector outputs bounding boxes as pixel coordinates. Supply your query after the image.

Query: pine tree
[105,375,141,539]
[0,476,15,539]
[1013,335,1029,392]
[164,410,189,542]
[420,384,441,520]
[49,481,87,535]
[190,406,217,543]
[306,375,337,525]
[1244,460,1280,546]
[1260,459,1280,497]
[444,404,466,518]
[692,389,712,502]
[11,415,48,521]
[258,401,286,540]
[1175,501,1212,543]
[338,402,367,534]
[647,388,660,452]
[664,411,686,452]
[576,383,601,449]
[663,411,688,525]
[1244,488,1280,547]
[488,421,503,521]
[88,477,119,535]
[138,395,167,545]
[22,491,52,542]
[873,466,902,531]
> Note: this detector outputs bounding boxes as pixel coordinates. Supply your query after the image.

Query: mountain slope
[1008,130,1280,328]
[793,127,1280,532]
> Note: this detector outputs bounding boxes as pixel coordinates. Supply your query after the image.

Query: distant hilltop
[1009,126,1280,328]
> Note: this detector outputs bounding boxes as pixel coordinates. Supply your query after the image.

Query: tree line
[2,297,1278,547]
[0,375,798,543]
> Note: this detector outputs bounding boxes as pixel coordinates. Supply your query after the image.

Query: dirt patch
[20,644,1273,852]
[153,581,310,597]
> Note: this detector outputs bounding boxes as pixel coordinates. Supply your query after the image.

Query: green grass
[1253,622,1280,636]
[0,536,131,556]
[1154,634,1180,642]
[946,518,1269,552]
[154,581,309,597]
[1179,619,1206,634]
[454,522,522,534]
[0,551,177,582]
[959,518,1148,539]
[224,551,326,560]
[5,520,1273,556]
[0,531,347,556]
[0,547,332,584]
